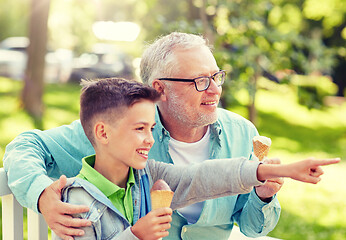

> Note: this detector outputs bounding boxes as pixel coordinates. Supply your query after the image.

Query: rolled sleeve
[4,121,89,213]
[4,133,54,212]
[238,189,281,237]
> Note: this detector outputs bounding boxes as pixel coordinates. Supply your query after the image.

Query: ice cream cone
[150,179,174,240]
[253,136,271,161]
[151,179,174,210]
[150,190,174,210]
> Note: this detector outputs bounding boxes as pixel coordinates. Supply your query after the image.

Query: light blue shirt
[3,107,280,239]
[149,108,281,239]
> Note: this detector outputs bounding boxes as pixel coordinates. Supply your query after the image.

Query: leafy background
[0,0,345,239]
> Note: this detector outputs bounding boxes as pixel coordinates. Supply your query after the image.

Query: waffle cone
[150,190,174,210]
[253,140,270,161]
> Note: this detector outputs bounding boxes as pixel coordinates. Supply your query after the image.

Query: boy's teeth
[138,150,148,155]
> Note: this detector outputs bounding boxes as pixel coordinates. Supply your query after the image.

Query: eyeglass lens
[195,71,225,91]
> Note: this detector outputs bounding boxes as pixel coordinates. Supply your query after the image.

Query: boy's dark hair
[80,77,161,145]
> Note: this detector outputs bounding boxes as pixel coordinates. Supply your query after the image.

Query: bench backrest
[0,168,50,240]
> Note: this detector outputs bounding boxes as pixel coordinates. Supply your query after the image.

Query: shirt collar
[154,106,171,142]
[79,155,135,197]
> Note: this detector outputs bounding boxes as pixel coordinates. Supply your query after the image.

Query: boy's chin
[135,166,146,170]
[132,162,147,170]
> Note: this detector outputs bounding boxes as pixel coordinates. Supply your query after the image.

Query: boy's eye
[136,127,144,131]
[151,127,155,132]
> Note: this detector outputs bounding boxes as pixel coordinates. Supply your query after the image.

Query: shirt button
[183,227,187,233]
[97,209,101,213]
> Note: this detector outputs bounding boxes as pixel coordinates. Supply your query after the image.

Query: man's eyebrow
[195,70,220,78]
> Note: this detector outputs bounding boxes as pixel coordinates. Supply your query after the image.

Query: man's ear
[94,122,108,144]
[152,79,167,101]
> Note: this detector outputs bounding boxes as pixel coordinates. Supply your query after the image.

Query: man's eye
[151,127,155,132]
[136,127,144,131]
[196,78,207,84]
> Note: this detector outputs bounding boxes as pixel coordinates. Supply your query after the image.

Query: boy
[56,78,339,240]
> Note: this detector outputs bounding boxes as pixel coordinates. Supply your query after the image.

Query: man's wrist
[32,174,54,213]
[259,196,273,203]
[254,188,273,203]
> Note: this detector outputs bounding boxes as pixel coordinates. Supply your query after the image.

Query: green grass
[1,77,345,239]
[0,77,81,164]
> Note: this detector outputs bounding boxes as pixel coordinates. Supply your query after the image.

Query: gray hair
[140,32,211,86]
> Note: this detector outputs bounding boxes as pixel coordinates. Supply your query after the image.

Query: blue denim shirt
[57,178,145,240]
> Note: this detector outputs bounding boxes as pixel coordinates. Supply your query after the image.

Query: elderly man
[139,32,282,239]
[3,32,282,240]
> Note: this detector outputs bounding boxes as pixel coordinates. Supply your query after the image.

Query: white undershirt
[168,126,210,224]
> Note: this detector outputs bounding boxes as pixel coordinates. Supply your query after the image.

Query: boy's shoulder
[62,178,102,203]
[62,178,117,220]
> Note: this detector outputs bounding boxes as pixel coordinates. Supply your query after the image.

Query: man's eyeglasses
[158,70,226,92]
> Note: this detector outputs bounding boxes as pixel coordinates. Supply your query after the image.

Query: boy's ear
[94,122,108,144]
[152,79,167,101]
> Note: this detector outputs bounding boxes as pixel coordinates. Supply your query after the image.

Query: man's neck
[93,150,129,188]
[170,125,208,143]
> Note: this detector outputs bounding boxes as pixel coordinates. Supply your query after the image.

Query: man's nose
[205,78,222,94]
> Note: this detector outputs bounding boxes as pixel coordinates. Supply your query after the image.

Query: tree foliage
[0,0,29,40]
[0,0,344,121]
[210,0,340,118]
[136,0,345,120]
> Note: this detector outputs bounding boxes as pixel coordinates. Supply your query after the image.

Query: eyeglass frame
[158,70,226,92]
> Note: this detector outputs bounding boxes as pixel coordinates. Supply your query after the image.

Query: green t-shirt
[77,155,135,224]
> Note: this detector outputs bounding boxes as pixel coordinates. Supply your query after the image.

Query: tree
[21,0,51,128]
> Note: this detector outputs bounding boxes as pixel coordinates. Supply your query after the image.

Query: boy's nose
[144,133,155,146]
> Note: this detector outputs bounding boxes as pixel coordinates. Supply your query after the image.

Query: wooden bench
[0,168,53,240]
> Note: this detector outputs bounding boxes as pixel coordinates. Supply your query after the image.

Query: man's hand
[38,175,91,240]
[255,158,284,201]
[131,207,172,240]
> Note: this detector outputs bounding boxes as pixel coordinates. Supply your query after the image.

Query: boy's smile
[137,148,150,158]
